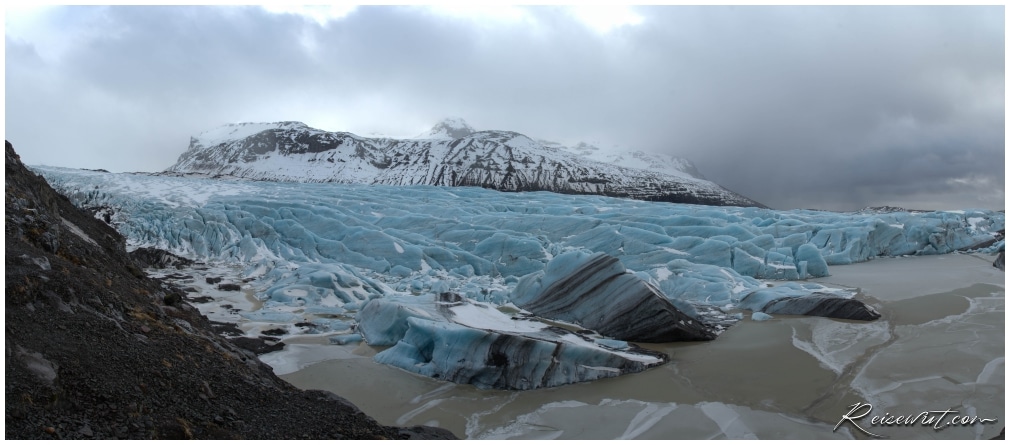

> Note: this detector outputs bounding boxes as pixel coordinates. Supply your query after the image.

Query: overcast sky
[5,5,1005,211]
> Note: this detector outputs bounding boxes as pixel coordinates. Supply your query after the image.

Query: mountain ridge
[167,119,764,208]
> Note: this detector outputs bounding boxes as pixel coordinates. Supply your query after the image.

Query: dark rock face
[740,292,881,321]
[512,252,718,342]
[228,336,286,355]
[995,251,1005,271]
[128,246,194,269]
[5,141,456,440]
[217,283,242,291]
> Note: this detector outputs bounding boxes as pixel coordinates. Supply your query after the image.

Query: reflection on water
[271,254,1003,439]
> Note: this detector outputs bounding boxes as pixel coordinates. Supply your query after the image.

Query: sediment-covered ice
[512,251,718,342]
[738,283,881,321]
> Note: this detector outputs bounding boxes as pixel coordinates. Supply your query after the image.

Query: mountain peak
[419,117,475,139]
[194,121,311,147]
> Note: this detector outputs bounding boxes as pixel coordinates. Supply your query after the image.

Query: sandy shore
[273,253,1004,439]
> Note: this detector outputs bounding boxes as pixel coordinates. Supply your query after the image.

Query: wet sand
[274,253,1004,439]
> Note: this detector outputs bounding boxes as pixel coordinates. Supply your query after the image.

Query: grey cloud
[61,7,314,96]
[5,5,1003,210]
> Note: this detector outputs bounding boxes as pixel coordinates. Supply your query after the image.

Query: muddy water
[271,254,1004,439]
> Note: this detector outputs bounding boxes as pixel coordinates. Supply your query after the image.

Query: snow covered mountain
[415,116,476,139]
[544,140,706,180]
[166,119,761,207]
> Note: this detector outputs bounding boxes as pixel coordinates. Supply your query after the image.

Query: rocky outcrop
[512,252,718,342]
[128,246,194,269]
[5,140,456,440]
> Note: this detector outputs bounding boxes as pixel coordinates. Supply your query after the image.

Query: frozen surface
[473,399,853,439]
[35,165,1004,389]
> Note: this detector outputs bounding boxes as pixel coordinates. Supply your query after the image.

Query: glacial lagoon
[270,253,1004,439]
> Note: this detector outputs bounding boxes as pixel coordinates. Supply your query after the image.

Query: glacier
[36,165,1004,389]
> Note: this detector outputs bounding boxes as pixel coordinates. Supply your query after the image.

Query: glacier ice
[738,283,881,321]
[328,333,363,345]
[357,296,440,346]
[795,243,829,278]
[359,292,668,390]
[512,251,717,342]
[375,316,663,390]
[34,165,1004,387]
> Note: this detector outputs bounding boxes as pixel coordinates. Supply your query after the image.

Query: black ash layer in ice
[513,252,718,342]
[358,292,668,390]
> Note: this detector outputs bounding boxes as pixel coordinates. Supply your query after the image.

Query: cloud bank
[5,5,1004,210]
